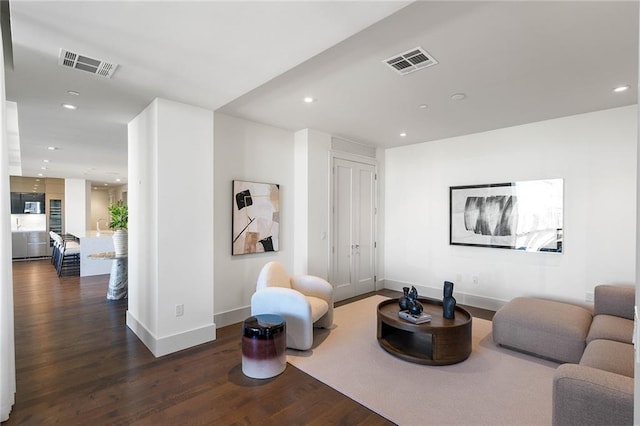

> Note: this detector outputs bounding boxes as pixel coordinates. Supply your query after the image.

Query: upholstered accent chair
[251,261,334,350]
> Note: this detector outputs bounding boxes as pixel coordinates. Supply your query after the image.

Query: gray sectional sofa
[492,284,634,426]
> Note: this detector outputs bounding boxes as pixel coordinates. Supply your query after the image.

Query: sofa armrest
[251,286,310,313]
[291,275,334,328]
[291,275,333,303]
[251,287,315,350]
[552,364,633,426]
[594,284,635,320]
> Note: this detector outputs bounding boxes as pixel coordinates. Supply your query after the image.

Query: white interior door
[332,157,376,301]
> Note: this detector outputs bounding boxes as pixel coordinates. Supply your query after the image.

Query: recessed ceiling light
[67,90,80,96]
[62,103,78,110]
[115,178,121,182]
[47,146,58,151]
[40,167,47,170]
[104,183,108,186]
[35,179,40,182]
[43,159,50,163]
[400,132,407,137]
[303,96,315,103]
[419,104,428,109]
[613,85,630,93]
[451,93,467,101]
[37,173,43,177]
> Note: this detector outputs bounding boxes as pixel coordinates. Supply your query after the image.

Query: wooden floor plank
[4,260,394,425]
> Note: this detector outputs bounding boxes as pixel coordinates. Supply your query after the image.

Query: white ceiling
[5,0,410,185]
[5,1,638,186]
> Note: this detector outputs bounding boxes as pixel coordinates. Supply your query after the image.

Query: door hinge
[374,241,377,248]
[374,275,377,282]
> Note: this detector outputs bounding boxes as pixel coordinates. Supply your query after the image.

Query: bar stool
[51,232,80,276]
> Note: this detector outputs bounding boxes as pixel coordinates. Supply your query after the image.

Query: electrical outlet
[175,304,184,317]
[585,292,594,303]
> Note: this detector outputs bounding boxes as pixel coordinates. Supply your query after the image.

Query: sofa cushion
[580,339,634,378]
[593,284,634,320]
[552,364,634,426]
[307,296,329,323]
[492,297,593,363]
[586,314,633,344]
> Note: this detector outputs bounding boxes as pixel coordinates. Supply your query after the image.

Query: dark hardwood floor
[4,260,493,425]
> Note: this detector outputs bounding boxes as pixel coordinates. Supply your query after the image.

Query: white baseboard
[214,305,251,328]
[381,279,508,312]
[126,311,217,357]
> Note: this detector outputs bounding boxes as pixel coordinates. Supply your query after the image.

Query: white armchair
[251,261,334,350]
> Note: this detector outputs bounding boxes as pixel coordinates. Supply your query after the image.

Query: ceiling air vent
[58,48,118,78]
[383,47,437,76]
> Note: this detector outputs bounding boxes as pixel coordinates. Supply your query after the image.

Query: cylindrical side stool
[242,314,286,379]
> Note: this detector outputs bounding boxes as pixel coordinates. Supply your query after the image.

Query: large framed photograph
[450,179,563,252]
[232,180,280,255]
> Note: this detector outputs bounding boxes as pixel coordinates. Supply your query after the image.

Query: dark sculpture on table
[398,285,423,315]
[399,287,410,310]
[443,281,456,319]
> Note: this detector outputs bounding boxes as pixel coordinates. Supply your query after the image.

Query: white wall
[0,36,16,421]
[384,106,637,308]
[213,113,295,326]
[128,100,157,338]
[127,98,215,356]
[294,129,310,275]
[294,129,332,278]
[64,179,90,236]
[90,189,110,231]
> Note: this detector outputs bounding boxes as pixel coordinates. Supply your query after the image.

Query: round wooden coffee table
[377,297,472,365]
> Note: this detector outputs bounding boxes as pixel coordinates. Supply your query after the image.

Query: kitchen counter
[11,230,50,259]
[79,231,115,276]
[76,230,114,238]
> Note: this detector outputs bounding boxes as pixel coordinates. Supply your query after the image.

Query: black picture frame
[449,179,563,252]
[232,180,280,255]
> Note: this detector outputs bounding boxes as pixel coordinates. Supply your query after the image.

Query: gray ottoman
[492,297,593,363]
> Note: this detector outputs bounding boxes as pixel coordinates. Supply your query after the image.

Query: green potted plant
[108,200,128,257]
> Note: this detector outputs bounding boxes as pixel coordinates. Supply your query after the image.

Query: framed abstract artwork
[232,180,280,255]
[450,179,563,252]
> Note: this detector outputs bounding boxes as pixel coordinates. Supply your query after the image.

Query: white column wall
[384,105,637,308]
[306,130,332,279]
[127,98,215,357]
[376,147,386,290]
[0,33,15,420]
[213,113,295,327]
[293,129,332,278]
[635,7,640,419]
[293,129,309,275]
[64,179,90,236]
[128,100,158,337]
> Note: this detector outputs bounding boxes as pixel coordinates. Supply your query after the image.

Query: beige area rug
[287,295,559,426]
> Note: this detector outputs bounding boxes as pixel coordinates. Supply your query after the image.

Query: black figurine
[406,285,423,315]
[443,281,456,319]
[398,287,410,310]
